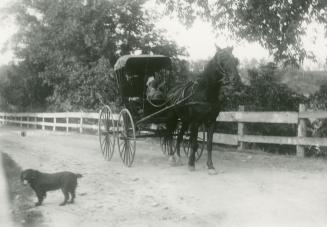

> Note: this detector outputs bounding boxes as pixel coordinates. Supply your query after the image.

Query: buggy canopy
[114,55,171,72]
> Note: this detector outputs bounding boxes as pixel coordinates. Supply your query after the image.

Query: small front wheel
[183,124,205,161]
[117,108,136,167]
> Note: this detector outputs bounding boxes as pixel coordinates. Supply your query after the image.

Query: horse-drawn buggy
[98,48,240,174]
[98,55,205,167]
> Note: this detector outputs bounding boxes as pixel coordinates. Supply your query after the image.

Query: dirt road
[1,126,327,227]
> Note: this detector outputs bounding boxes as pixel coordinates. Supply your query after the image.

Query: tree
[2,0,186,111]
[0,63,52,112]
[158,0,327,66]
[244,62,306,111]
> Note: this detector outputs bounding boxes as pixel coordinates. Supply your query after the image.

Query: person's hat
[147,76,155,86]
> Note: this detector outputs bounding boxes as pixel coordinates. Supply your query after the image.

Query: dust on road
[1,126,327,227]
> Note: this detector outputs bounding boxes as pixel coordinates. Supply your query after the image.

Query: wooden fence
[1,104,327,157]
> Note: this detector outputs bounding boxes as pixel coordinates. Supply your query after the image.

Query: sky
[156,16,271,62]
[153,8,327,70]
[0,0,326,70]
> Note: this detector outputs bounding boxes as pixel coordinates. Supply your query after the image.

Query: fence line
[0,104,325,157]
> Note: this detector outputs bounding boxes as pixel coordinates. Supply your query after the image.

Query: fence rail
[0,104,325,157]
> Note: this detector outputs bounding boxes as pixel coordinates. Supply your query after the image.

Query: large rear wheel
[117,108,136,167]
[98,105,116,161]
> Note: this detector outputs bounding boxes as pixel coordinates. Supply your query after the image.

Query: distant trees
[158,0,327,67]
[1,0,324,113]
[309,84,327,110]
[0,63,52,112]
[243,62,306,111]
[0,0,186,111]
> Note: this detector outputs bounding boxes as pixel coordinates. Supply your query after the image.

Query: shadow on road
[1,152,46,227]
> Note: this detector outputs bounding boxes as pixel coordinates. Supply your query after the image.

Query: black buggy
[98,55,205,167]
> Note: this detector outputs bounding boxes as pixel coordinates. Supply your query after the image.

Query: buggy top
[114,55,172,117]
[114,55,171,72]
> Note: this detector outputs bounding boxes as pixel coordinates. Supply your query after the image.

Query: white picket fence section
[1,104,327,157]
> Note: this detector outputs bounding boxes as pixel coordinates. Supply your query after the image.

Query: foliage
[307,84,327,155]
[309,84,327,110]
[214,62,308,154]
[0,64,51,112]
[243,62,307,111]
[158,0,327,66]
[1,0,186,111]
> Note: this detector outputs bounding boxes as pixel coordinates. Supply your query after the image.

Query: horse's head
[212,46,240,85]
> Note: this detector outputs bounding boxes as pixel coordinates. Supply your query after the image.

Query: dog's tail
[75,173,83,178]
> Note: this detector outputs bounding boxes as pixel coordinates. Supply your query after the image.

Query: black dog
[21,169,82,206]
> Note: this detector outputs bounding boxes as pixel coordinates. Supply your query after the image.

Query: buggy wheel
[117,108,136,167]
[183,124,205,161]
[160,136,176,155]
[98,105,116,161]
[160,137,168,155]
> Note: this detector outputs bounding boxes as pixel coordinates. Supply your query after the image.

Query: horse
[164,46,240,174]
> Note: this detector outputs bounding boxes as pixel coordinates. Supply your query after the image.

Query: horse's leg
[188,122,199,171]
[166,116,178,165]
[206,121,217,175]
[175,121,188,165]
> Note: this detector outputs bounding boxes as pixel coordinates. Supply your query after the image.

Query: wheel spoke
[105,135,111,158]
[104,135,109,158]
[119,139,124,155]
[100,135,105,147]
[101,136,107,153]
[123,141,128,163]
[182,125,205,161]
[125,142,130,165]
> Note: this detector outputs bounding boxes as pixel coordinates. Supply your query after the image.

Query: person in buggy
[146,72,165,101]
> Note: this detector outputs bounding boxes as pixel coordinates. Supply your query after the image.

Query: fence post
[34,117,37,129]
[237,105,245,151]
[297,104,306,157]
[66,115,69,133]
[79,112,83,133]
[42,116,45,130]
[20,116,23,128]
[53,116,56,132]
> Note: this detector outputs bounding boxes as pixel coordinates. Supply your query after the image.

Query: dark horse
[164,47,240,174]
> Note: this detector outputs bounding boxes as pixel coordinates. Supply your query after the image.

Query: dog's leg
[35,190,44,206]
[68,179,78,204]
[60,189,69,206]
[69,190,76,204]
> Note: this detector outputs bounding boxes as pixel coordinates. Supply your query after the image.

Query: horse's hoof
[208,168,218,175]
[188,165,195,171]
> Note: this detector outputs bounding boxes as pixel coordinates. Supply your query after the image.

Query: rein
[149,54,230,108]
[170,81,198,105]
